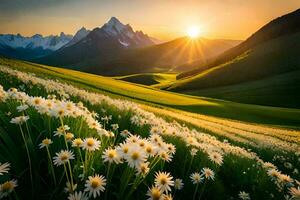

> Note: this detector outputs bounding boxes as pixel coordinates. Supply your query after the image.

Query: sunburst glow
[186,26,200,38]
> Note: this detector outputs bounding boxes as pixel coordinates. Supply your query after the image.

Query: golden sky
[0,0,300,41]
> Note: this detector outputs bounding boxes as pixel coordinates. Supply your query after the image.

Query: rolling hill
[1,57,300,127]
[161,8,300,108]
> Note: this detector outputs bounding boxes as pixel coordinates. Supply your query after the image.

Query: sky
[0,0,300,41]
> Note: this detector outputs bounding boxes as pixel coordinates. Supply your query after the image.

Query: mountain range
[0,32,73,59]
[35,17,239,75]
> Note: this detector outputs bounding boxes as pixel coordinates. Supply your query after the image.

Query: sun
[186,26,200,38]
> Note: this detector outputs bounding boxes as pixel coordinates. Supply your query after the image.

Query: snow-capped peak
[102,17,129,36]
[0,33,73,50]
[64,27,90,47]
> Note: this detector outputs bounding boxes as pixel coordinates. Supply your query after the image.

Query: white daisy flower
[174,178,184,190]
[0,179,17,198]
[238,191,251,200]
[102,148,121,164]
[84,174,106,198]
[81,138,100,152]
[10,115,29,125]
[39,138,53,149]
[68,191,88,200]
[190,172,203,184]
[16,104,28,112]
[124,145,147,168]
[146,186,163,200]
[154,171,174,193]
[201,168,215,180]
[72,138,83,148]
[53,150,75,166]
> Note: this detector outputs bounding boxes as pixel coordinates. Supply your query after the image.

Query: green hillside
[161,32,300,108]
[1,57,300,128]
[114,73,176,86]
[184,70,300,108]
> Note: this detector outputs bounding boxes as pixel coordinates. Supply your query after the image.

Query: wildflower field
[0,59,299,200]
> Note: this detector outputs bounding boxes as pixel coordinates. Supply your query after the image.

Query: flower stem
[192,183,199,200]
[19,125,33,189]
[46,147,57,185]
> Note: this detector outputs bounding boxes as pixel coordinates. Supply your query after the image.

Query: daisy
[53,150,75,166]
[16,104,28,112]
[136,162,150,176]
[54,125,70,137]
[166,144,176,155]
[201,168,215,180]
[81,138,100,152]
[65,132,74,142]
[68,191,88,200]
[39,138,53,149]
[174,179,184,190]
[162,194,173,200]
[146,186,163,200]
[190,148,198,156]
[267,169,281,180]
[159,151,172,163]
[84,174,106,198]
[72,138,83,148]
[190,172,203,184]
[120,130,130,138]
[111,124,119,130]
[117,142,130,156]
[278,174,293,184]
[238,191,251,200]
[154,171,174,193]
[208,151,223,166]
[10,115,29,125]
[144,143,157,157]
[102,148,121,164]
[0,179,17,198]
[0,162,10,175]
[124,145,147,168]
[289,187,300,199]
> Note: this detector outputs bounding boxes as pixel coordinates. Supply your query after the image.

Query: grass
[114,73,177,86]
[183,70,300,108]
[1,57,300,128]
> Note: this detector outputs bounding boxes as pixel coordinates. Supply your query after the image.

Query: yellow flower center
[87,139,95,147]
[160,177,167,185]
[123,147,129,154]
[131,152,139,160]
[58,110,64,116]
[60,154,69,161]
[151,188,161,200]
[108,151,115,159]
[1,182,13,192]
[91,179,100,188]
[34,99,41,105]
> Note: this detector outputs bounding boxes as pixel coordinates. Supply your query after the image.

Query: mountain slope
[162,8,300,102]
[63,27,90,47]
[83,37,241,76]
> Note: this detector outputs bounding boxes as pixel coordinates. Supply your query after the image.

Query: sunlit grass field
[113,73,177,86]
[0,58,300,200]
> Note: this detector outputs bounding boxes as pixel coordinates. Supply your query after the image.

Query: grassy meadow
[0,58,300,200]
